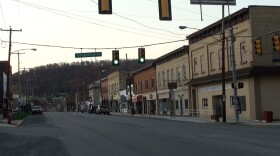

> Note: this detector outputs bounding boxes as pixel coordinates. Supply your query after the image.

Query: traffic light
[272,35,280,52]
[138,48,145,64]
[158,0,172,21]
[254,38,262,56]
[112,50,119,66]
[98,0,112,14]
[238,82,244,89]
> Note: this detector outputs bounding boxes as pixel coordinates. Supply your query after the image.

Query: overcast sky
[0,0,280,73]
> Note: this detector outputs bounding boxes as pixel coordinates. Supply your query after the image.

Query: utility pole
[0,27,22,116]
[230,28,239,123]
[221,5,227,123]
[126,54,133,116]
[15,52,25,108]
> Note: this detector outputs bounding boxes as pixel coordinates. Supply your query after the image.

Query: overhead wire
[0,2,6,27]
[16,0,22,27]
[147,0,219,20]
[1,38,187,50]
[89,0,185,36]
[13,0,183,40]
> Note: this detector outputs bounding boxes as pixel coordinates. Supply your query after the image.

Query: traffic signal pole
[221,5,226,123]
[230,28,239,123]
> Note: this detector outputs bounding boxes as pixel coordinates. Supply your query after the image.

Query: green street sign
[75,52,102,58]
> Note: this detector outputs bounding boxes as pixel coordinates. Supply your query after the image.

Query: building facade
[108,70,127,112]
[187,6,280,121]
[133,63,157,115]
[155,46,190,116]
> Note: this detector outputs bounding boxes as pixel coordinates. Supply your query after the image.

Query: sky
[0,0,280,74]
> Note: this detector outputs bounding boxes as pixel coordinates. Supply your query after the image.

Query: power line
[1,39,187,50]
[14,0,183,40]
[90,0,185,36]
[0,3,6,27]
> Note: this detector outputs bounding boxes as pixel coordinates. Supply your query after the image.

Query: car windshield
[33,106,42,109]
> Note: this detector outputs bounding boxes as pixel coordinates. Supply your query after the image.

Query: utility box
[263,111,273,123]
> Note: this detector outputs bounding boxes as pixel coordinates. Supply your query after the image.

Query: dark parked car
[88,105,98,114]
[96,105,110,115]
[32,105,43,115]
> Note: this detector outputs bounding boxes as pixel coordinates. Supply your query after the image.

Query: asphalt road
[0,112,279,156]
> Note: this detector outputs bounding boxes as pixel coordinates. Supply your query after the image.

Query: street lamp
[179,26,201,30]
[11,48,37,109]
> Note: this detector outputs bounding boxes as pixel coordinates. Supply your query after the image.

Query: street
[0,112,279,156]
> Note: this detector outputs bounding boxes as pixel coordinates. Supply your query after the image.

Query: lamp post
[100,69,106,105]
[11,48,37,109]
[180,24,226,122]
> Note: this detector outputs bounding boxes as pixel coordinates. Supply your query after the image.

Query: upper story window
[182,64,187,80]
[135,82,138,93]
[240,42,247,64]
[193,58,198,75]
[218,49,222,69]
[210,52,215,71]
[167,70,170,82]
[200,55,205,74]
[171,69,174,81]
[158,72,161,87]
[140,81,143,91]
[176,66,180,81]
[162,71,166,86]
[151,77,155,89]
[145,79,149,90]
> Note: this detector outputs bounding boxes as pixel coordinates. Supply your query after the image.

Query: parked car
[12,107,20,113]
[96,105,110,115]
[88,105,98,114]
[32,105,43,115]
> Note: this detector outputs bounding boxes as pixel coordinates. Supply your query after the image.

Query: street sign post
[75,52,102,58]
[190,0,236,5]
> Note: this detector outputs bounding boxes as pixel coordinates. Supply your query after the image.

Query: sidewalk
[0,117,24,127]
[111,112,280,126]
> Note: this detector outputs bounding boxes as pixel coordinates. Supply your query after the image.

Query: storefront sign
[201,84,231,92]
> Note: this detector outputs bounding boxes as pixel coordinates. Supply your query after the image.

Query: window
[175,100,179,109]
[184,99,188,109]
[218,49,222,69]
[135,82,138,93]
[182,64,187,80]
[176,66,180,81]
[240,42,247,64]
[167,70,170,82]
[200,55,205,74]
[145,79,148,90]
[202,98,208,108]
[162,71,166,86]
[140,81,143,91]
[210,52,215,71]
[151,77,155,89]
[158,72,161,87]
[193,58,198,74]
[171,69,174,81]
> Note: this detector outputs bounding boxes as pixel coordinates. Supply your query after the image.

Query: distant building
[0,61,12,117]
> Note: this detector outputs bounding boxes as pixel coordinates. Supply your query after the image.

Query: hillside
[12,59,153,97]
